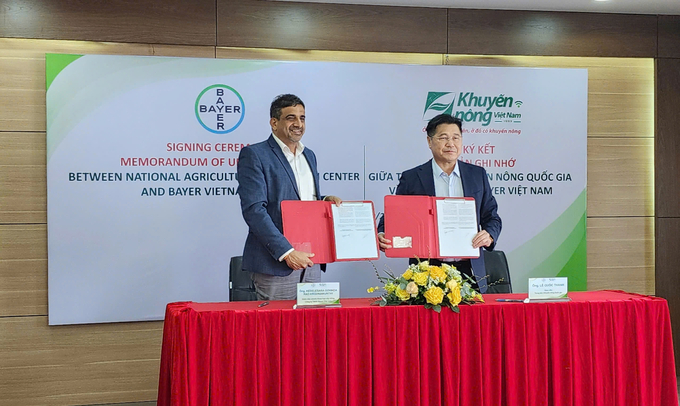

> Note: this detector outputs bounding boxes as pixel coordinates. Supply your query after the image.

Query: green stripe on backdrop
[45,53,83,92]
[556,220,587,291]
[46,54,279,162]
[506,189,587,291]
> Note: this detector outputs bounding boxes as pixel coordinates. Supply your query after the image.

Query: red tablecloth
[157,291,678,406]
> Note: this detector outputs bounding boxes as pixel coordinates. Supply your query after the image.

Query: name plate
[295,282,341,308]
[528,277,568,300]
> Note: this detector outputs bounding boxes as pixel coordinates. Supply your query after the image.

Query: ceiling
[275,0,680,15]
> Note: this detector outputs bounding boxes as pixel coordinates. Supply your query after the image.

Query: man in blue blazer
[378,114,501,293]
[237,94,341,300]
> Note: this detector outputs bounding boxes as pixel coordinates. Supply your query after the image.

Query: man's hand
[472,230,493,249]
[323,195,343,206]
[378,232,392,251]
[284,250,315,270]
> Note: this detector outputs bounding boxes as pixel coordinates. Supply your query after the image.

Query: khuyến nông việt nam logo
[423,91,523,127]
[423,91,456,121]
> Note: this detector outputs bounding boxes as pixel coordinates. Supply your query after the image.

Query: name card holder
[526,277,571,303]
[294,282,342,309]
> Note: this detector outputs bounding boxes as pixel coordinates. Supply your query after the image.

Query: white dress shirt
[432,159,466,262]
[272,134,317,261]
[432,159,463,197]
[272,134,317,201]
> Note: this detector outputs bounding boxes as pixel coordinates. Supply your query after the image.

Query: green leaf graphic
[429,103,450,111]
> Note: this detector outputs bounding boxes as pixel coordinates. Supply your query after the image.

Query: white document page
[331,202,379,260]
[435,199,479,258]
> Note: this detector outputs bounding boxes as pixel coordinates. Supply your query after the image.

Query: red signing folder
[281,200,380,263]
[383,195,479,259]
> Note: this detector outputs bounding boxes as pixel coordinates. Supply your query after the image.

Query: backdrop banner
[46,54,587,324]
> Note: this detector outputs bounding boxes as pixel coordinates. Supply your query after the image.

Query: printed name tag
[296,282,340,307]
[528,277,568,300]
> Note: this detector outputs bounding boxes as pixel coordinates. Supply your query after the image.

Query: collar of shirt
[270,133,317,201]
[272,133,305,158]
[431,159,460,181]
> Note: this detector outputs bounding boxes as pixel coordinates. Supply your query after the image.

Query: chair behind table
[483,250,512,294]
[229,256,258,301]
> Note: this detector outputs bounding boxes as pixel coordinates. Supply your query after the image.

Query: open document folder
[383,195,480,259]
[281,200,380,263]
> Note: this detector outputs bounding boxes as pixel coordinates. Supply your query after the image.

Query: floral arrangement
[369,260,484,313]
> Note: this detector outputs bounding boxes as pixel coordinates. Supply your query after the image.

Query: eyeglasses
[431,135,462,143]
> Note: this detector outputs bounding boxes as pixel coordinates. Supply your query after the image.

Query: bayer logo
[195,85,245,134]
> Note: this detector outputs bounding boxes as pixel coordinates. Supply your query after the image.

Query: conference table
[157,291,678,406]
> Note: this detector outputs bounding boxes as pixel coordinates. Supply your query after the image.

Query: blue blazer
[381,159,502,292]
[237,135,322,276]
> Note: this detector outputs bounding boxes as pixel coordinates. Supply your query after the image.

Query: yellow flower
[445,279,459,292]
[405,281,419,296]
[367,286,380,293]
[447,285,462,306]
[429,266,447,282]
[413,271,429,286]
[424,286,444,305]
[418,261,430,271]
[395,287,410,301]
[385,283,396,294]
[402,269,413,280]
